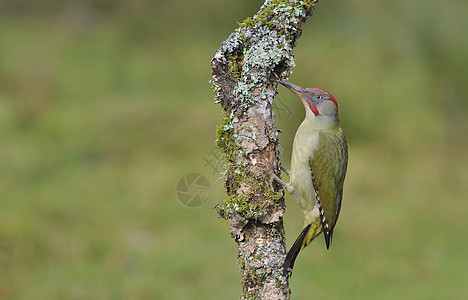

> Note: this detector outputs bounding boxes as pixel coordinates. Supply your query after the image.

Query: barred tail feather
[283,224,311,276]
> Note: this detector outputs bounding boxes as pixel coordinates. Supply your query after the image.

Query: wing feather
[309,130,348,230]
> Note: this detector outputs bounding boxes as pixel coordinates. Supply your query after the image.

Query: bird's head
[278,80,340,124]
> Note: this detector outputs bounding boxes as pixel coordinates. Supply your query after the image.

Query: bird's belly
[290,131,319,212]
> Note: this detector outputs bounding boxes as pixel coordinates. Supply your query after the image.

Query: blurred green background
[1,0,467,299]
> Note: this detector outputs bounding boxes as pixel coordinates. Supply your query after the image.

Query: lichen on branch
[211,1,318,299]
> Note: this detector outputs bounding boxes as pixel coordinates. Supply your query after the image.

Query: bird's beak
[278,80,306,98]
[278,80,320,116]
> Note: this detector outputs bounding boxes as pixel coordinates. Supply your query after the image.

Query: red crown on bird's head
[306,88,338,110]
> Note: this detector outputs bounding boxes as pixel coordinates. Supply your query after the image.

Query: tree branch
[211,1,318,299]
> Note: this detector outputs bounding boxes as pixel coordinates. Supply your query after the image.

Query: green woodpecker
[277,80,348,275]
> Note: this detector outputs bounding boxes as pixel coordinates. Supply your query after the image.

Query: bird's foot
[254,159,295,194]
[281,165,291,176]
[271,173,295,195]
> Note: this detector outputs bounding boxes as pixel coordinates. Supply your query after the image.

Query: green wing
[309,129,348,230]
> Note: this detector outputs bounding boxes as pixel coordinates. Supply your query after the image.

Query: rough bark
[211,1,318,299]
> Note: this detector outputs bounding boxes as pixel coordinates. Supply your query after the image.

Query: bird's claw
[281,165,291,176]
[254,159,294,194]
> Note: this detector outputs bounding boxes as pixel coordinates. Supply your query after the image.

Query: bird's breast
[289,124,320,212]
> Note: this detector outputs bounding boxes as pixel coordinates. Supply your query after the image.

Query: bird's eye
[316,95,322,100]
